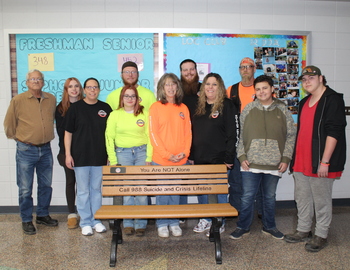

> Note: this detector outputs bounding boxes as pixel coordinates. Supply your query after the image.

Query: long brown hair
[195,73,226,117]
[117,85,144,116]
[157,73,183,106]
[57,77,83,116]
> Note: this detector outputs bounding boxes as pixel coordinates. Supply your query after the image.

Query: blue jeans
[16,141,53,222]
[228,155,242,211]
[116,145,148,229]
[152,161,180,228]
[237,172,280,231]
[198,192,228,223]
[74,166,103,228]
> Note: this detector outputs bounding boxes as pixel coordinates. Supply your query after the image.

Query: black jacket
[290,86,347,174]
[191,98,238,165]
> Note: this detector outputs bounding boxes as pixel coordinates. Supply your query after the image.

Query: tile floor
[0,207,349,270]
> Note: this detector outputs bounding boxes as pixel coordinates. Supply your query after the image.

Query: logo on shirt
[136,119,145,127]
[212,111,219,118]
[179,112,185,119]
[98,110,107,117]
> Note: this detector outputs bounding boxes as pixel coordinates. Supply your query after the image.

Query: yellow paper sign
[28,53,54,71]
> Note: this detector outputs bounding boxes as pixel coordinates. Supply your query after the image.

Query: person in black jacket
[191,72,239,235]
[178,59,202,214]
[284,66,347,252]
[180,59,201,118]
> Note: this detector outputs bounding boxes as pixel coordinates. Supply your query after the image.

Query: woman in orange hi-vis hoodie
[149,73,192,239]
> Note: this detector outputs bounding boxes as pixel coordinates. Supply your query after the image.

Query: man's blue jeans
[228,155,242,211]
[228,156,263,214]
[116,145,148,230]
[237,171,279,231]
[16,141,53,222]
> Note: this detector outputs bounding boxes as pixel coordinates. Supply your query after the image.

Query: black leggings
[57,153,76,214]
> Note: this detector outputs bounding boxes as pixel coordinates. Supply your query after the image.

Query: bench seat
[95,203,238,220]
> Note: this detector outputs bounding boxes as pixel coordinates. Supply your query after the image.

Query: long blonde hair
[195,73,226,117]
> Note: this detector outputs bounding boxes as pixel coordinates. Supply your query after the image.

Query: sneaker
[262,227,284,239]
[229,228,250,240]
[158,226,169,238]
[193,219,212,233]
[124,227,135,235]
[67,213,79,229]
[206,225,225,237]
[169,225,182,237]
[179,219,186,224]
[305,235,328,252]
[36,215,58,227]
[284,231,312,243]
[93,223,106,233]
[135,229,145,237]
[22,221,36,235]
[82,226,93,236]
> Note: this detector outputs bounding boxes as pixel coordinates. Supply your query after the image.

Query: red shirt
[293,99,342,178]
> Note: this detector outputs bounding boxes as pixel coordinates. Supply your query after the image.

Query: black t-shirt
[191,98,238,165]
[182,82,201,119]
[55,102,72,155]
[65,99,112,167]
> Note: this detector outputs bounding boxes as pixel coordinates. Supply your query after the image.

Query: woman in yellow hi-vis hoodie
[105,85,153,237]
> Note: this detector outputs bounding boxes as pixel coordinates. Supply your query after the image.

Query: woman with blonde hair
[191,72,239,236]
[55,77,83,229]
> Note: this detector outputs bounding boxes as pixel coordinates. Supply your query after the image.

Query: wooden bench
[95,164,238,267]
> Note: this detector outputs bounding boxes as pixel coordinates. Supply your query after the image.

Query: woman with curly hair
[191,72,239,236]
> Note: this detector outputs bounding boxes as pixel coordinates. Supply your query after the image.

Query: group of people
[4,58,346,253]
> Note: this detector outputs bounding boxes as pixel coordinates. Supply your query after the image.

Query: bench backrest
[102,164,228,197]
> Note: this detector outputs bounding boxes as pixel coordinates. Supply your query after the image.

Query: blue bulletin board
[11,32,157,102]
[164,33,308,120]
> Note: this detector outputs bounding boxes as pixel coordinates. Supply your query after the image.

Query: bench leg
[110,219,123,267]
[209,217,223,264]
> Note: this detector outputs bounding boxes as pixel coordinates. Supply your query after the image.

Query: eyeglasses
[85,86,99,90]
[28,78,43,82]
[239,65,254,70]
[123,95,137,100]
[122,71,138,75]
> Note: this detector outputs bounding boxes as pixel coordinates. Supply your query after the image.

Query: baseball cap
[240,57,255,66]
[298,65,322,80]
[121,61,138,72]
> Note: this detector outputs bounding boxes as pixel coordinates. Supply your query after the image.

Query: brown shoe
[67,213,79,229]
[124,227,135,235]
[135,229,145,237]
[284,231,312,243]
[305,235,328,252]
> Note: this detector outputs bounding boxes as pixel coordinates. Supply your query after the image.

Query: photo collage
[254,40,300,115]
